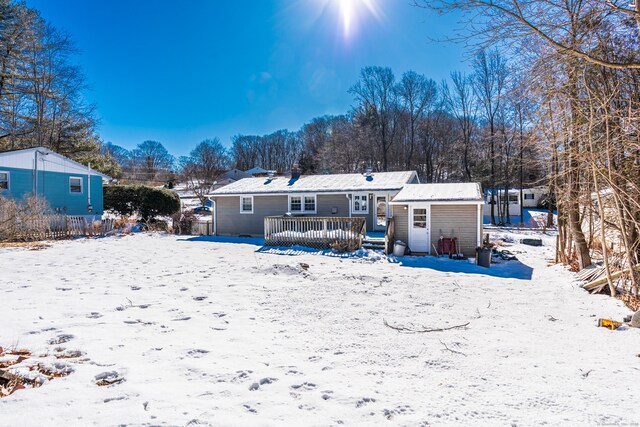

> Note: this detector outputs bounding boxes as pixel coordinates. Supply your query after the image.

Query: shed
[389,183,484,256]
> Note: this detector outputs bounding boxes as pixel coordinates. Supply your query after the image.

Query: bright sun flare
[331,0,381,38]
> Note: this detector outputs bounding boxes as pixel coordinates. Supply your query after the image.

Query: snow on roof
[0,146,112,179]
[245,167,269,175]
[210,171,418,196]
[391,183,483,203]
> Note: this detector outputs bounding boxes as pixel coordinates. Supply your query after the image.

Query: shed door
[409,207,430,253]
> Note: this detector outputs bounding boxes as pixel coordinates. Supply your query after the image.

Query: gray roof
[391,183,483,203]
[210,171,418,196]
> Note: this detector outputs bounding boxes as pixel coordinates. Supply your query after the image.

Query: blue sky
[29,0,468,156]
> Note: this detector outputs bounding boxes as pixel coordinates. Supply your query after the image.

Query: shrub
[171,210,197,235]
[104,185,180,221]
[0,196,52,241]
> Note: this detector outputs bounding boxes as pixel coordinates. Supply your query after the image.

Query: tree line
[0,0,119,176]
[418,0,640,296]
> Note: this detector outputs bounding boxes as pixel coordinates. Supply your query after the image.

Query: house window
[69,177,83,193]
[352,194,368,213]
[524,193,534,200]
[508,194,519,204]
[289,194,316,214]
[0,172,8,190]
[240,196,253,214]
[304,196,315,212]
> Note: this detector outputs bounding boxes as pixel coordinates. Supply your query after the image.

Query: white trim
[240,195,254,214]
[288,194,317,214]
[69,176,83,194]
[0,170,9,191]
[373,193,388,231]
[390,200,484,206]
[351,193,369,214]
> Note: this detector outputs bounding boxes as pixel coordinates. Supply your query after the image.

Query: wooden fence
[1,216,117,242]
[191,220,213,236]
[264,216,366,250]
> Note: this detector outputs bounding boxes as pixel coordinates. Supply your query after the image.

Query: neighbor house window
[289,194,316,214]
[524,193,534,200]
[69,177,83,193]
[0,171,8,190]
[352,194,368,213]
[508,194,519,204]
[240,196,253,214]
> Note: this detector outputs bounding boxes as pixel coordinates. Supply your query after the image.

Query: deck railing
[264,216,366,250]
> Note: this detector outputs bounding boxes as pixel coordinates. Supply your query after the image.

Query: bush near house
[104,185,180,221]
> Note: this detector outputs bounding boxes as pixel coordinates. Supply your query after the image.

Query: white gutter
[208,197,217,236]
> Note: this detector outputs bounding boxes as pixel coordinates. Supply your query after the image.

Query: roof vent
[363,167,373,177]
[267,170,275,179]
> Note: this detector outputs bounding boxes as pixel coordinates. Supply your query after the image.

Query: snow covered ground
[1,231,638,426]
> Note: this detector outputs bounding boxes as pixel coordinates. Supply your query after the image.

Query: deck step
[363,238,385,244]
[363,243,385,250]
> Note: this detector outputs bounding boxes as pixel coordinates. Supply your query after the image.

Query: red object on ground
[438,237,457,256]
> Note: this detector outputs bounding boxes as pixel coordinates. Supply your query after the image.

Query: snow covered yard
[1,232,638,426]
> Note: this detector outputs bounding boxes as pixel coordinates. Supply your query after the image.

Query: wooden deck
[264,216,366,250]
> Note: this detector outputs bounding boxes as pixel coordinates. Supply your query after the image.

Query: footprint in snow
[291,382,316,391]
[48,334,74,345]
[87,312,102,319]
[172,316,191,321]
[356,397,376,408]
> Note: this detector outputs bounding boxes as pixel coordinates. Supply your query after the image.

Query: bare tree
[180,138,229,204]
[349,66,400,171]
[397,71,437,170]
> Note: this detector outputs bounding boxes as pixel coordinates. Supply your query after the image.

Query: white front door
[409,206,430,253]
[374,195,388,231]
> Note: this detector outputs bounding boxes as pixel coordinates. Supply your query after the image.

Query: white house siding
[430,204,479,257]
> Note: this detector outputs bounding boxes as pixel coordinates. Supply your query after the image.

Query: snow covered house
[209,170,484,256]
[0,147,110,220]
[209,171,419,236]
[389,183,484,256]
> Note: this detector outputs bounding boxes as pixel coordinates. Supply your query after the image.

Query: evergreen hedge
[104,185,180,221]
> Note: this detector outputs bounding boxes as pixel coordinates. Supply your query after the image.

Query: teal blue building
[0,147,111,219]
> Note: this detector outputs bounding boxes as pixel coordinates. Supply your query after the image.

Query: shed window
[413,208,427,228]
[240,196,253,214]
[69,177,83,193]
[524,193,534,200]
[0,172,8,190]
[352,194,368,213]
[508,194,519,203]
[289,194,316,214]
